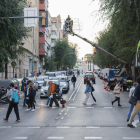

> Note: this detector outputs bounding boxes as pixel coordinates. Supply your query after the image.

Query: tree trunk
[5,63,8,79]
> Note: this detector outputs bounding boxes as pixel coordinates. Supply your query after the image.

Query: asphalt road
[0,64,140,140]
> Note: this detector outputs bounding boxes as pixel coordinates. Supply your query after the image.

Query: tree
[0,0,30,78]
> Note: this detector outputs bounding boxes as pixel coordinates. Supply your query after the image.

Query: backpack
[53,84,60,93]
[12,89,19,104]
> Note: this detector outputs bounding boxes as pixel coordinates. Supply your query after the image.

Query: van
[102,68,110,81]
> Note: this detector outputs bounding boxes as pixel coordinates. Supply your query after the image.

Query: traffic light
[94,50,96,54]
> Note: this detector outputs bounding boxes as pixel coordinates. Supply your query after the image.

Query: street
[0,64,140,140]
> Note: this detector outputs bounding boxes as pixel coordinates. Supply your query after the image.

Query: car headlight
[63,84,67,87]
[41,89,44,92]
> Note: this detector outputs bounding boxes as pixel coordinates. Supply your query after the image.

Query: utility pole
[32,27,35,77]
[90,60,91,71]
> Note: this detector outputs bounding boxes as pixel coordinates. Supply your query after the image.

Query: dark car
[84,73,96,84]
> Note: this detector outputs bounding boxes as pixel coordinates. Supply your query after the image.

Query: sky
[49,0,107,59]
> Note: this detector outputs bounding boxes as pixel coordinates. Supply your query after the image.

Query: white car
[40,80,62,98]
[36,77,45,89]
[50,76,70,93]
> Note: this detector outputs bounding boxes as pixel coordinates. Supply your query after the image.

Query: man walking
[49,82,59,107]
[71,75,77,89]
[127,82,140,122]
[127,74,133,91]
[127,77,140,128]
[3,83,20,122]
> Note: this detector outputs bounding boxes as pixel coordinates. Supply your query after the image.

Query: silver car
[36,77,45,89]
[40,80,62,98]
[50,76,70,93]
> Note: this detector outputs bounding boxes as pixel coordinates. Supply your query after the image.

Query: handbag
[92,86,95,92]
[129,90,137,105]
[113,89,120,94]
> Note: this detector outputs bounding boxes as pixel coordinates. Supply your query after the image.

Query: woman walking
[83,80,94,105]
[111,81,122,106]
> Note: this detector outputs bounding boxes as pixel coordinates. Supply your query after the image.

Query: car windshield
[37,78,44,81]
[52,81,59,85]
[46,73,55,77]
[59,78,66,82]
[86,75,93,78]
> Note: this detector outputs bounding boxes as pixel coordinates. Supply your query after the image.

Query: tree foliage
[92,0,140,68]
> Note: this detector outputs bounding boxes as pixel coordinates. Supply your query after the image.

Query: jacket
[51,84,56,94]
[85,84,92,93]
[134,84,140,100]
[27,87,34,98]
[71,77,76,82]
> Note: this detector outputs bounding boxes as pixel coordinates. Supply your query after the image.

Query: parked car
[56,71,66,76]
[50,76,70,93]
[40,80,62,98]
[45,72,56,79]
[84,73,96,84]
[29,77,38,91]
[36,77,45,89]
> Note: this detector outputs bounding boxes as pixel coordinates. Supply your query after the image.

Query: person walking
[71,75,77,89]
[127,74,133,91]
[49,82,59,107]
[83,80,94,105]
[127,82,140,122]
[3,83,20,122]
[127,77,140,128]
[44,81,52,107]
[111,81,122,106]
[26,81,35,111]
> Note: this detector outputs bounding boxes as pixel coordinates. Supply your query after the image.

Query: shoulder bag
[129,90,137,105]
[113,89,120,94]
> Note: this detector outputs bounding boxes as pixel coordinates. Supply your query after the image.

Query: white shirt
[129,87,135,98]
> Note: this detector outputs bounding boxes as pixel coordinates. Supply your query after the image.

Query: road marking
[38,104,44,105]
[61,117,64,119]
[61,109,65,113]
[104,107,112,108]
[0,108,6,112]
[56,126,70,128]
[35,107,40,109]
[64,113,67,115]
[67,108,69,111]
[47,137,64,139]
[67,107,76,108]
[123,137,140,139]
[85,137,102,139]
[12,137,28,139]
[86,126,100,129]
[55,117,58,120]
[0,126,11,128]
[117,127,128,128]
[27,127,40,128]
[73,80,82,100]
[86,107,94,108]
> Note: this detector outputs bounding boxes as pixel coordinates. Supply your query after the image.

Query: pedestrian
[88,78,96,102]
[83,80,94,105]
[127,74,133,91]
[26,80,35,111]
[3,83,20,122]
[127,82,140,122]
[127,77,140,128]
[71,75,77,89]
[21,78,27,107]
[49,82,59,107]
[44,81,52,107]
[111,81,122,106]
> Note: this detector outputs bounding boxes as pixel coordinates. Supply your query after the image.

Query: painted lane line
[85,137,102,139]
[123,137,140,139]
[117,127,128,128]
[67,107,76,108]
[61,109,65,113]
[67,108,69,112]
[0,126,11,128]
[104,107,112,108]
[47,137,64,139]
[86,126,100,129]
[56,126,70,128]
[27,127,40,128]
[12,137,28,139]
[64,113,67,115]
[73,80,82,100]
[0,108,6,112]
[61,117,64,119]
[86,107,94,108]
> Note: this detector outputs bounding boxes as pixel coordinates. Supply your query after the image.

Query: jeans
[23,91,26,105]
[6,101,20,119]
[128,102,140,125]
[127,104,140,120]
[46,96,50,105]
[72,82,75,89]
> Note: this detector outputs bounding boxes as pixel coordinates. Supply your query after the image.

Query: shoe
[25,108,31,111]
[127,119,129,122]
[111,101,114,106]
[16,119,20,122]
[127,124,135,128]
[3,118,8,122]
[118,104,122,106]
[31,109,35,112]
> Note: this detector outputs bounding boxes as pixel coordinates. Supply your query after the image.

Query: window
[39,32,44,37]
[52,39,56,44]
[52,31,55,36]
[39,44,45,49]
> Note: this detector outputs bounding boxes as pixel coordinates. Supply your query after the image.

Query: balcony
[39,48,45,55]
[39,4,45,10]
[39,36,45,43]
